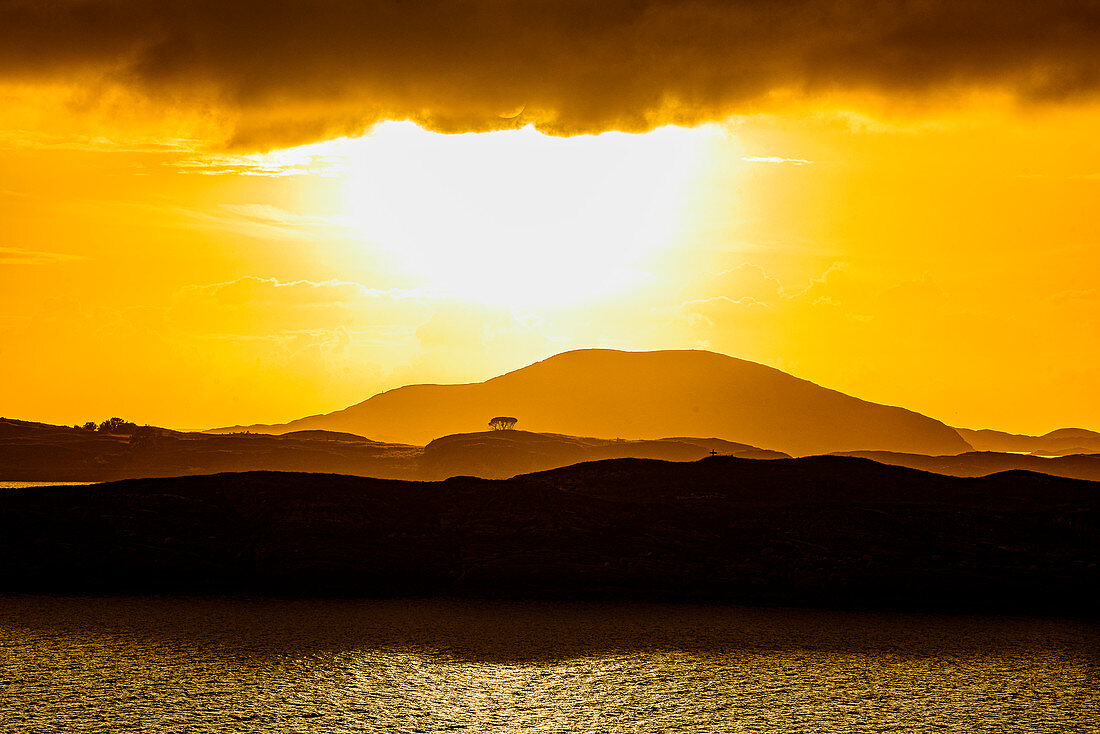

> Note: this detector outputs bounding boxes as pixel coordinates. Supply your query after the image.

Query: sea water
[0,481,96,490]
[1,595,1096,733]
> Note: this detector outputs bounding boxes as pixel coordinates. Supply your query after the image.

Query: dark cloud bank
[2,0,1099,147]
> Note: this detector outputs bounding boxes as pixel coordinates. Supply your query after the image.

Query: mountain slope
[217,349,971,456]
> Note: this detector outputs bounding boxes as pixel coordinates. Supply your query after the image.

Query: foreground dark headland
[2,456,1096,616]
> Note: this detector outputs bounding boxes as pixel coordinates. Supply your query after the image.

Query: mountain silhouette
[215,349,971,456]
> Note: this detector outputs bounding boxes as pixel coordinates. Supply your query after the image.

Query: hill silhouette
[214,349,971,456]
[1,457,1095,615]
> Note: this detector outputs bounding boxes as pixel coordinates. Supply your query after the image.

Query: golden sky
[1,1,1098,433]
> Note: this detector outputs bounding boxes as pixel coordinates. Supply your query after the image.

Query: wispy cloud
[0,247,86,265]
[180,276,432,306]
[171,202,352,241]
[740,156,813,165]
[1017,172,1100,180]
[171,150,346,177]
[0,130,198,153]
[217,204,350,228]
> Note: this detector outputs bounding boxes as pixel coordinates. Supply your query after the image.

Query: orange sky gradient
[0,1,1097,434]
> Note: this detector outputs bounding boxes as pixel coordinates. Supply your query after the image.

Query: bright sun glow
[337,122,714,305]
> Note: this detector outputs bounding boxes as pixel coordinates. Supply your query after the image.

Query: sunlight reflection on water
[0,481,96,489]
[1,596,1097,733]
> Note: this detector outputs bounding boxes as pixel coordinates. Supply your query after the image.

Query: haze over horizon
[1,1,1097,435]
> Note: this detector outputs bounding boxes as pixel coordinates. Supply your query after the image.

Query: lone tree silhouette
[488,416,518,430]
[98,417,137,434]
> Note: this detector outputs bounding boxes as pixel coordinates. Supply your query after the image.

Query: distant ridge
[212,349,972,456]
[955,427,1100,456]
[834,450,1100,482]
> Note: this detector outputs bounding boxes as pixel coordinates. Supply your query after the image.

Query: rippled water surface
[1,596,1097,732]
[0,481,96,489]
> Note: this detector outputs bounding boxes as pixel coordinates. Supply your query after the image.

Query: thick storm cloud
[2,0,1098,147]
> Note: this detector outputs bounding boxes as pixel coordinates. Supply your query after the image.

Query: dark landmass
[834,450,1100,482]
[956,427,1100,456]
[2,457,1095,616]
[0,418,785,482]
[213,349,972,456]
